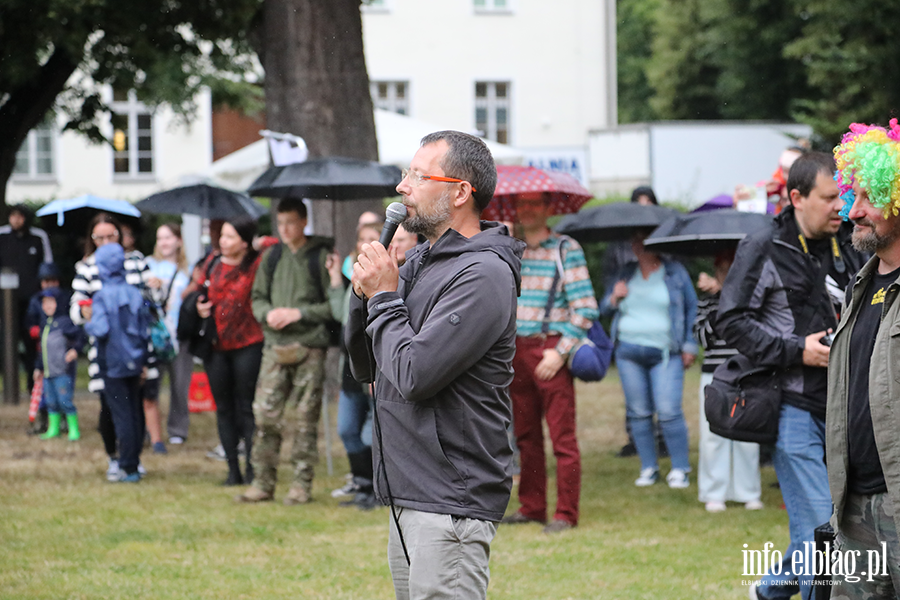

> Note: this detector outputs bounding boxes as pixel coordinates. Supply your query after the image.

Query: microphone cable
[363,302,411,567]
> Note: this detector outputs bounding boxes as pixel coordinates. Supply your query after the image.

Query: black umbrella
[136,184,267,220]
[554,202,678,243]
[247,157,402,200]
[643,210,773,256]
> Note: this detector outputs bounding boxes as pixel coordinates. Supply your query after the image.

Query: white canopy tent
[204,109,525,191]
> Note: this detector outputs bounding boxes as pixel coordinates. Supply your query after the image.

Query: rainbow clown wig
[834,119,900,220]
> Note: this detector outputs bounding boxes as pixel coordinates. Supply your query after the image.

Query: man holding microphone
[345,130,524,599]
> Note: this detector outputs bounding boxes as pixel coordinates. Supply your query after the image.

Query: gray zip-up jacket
[826,256,900,537]
[717,207,864,420]
[345,222,524,522]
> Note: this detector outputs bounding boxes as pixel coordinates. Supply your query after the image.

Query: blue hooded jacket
[83,244,149,378]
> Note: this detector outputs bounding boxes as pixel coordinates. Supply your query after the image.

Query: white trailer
[587,121,812,208]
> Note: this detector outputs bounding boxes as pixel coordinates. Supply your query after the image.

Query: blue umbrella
[37,194,141,227]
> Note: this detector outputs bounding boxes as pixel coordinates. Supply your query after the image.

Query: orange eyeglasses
[401,169,477,192]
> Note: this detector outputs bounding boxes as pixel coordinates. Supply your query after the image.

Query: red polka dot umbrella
[482,165,593,222]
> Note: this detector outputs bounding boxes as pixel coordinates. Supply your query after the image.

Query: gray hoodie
[346,222,524,522]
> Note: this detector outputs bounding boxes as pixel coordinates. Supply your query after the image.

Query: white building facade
[6,88,213,204]
[362,0,616,185]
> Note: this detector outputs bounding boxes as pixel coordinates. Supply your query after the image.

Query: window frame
[11,123,57,182]
[474,80,512,145]
[473,0,514,14]
[110,90,156,181]
[370,80,410,116]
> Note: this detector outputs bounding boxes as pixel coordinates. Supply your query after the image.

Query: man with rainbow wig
[826,119,900,598]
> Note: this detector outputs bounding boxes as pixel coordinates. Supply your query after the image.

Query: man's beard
[851,218,900,253]
[403,189,453,240]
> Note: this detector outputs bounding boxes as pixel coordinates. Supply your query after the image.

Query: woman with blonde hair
[145,223,192,446]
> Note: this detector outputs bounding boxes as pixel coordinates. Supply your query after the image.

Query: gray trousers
[832,492,900,599]
[164,347,193,440]
[388,507,497,600]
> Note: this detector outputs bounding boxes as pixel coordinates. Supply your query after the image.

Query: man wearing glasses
[346,131,524,599]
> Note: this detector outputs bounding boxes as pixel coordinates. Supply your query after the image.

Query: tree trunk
[0,48,81,217]
[261,0,382,257]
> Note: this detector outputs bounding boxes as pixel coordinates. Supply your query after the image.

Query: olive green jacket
[251,236,343,349]
[826,254,900,536]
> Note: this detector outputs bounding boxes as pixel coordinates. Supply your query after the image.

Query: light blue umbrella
[36,194,141,227]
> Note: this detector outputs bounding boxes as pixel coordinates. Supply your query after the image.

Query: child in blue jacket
[33,287,84,440]
[84,243,151,483]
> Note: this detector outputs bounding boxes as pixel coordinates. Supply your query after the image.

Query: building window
[370,81,409,115]
[474,0,510,12]
[475,82,510,144]
[13,124,55,179]
[111,89,154,177]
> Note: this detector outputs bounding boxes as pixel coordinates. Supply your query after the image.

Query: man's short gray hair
[420,130,497,212]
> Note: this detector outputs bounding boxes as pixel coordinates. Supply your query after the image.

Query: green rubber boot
[40,413,61,440]
[66,414,81,441]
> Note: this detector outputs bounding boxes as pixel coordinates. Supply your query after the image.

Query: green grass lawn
[0,367,791,599]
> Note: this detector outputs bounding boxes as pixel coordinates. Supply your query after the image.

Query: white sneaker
[137,463,147,476]
[331,480,361,498]
[705,501,727,512]
[745,499,764,510]
[168,436,185,445]
[634,468,659,487]
[666,468,690,489]
[206,444,226,461]
[106,458,120,482]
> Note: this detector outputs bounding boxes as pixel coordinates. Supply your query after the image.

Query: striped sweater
[693,292,739,374]
[70,249,157,392]
[516,234,599,355]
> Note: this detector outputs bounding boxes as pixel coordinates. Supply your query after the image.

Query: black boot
[223,459,244,486]
[31,407,49,435]
[342,447,376,510]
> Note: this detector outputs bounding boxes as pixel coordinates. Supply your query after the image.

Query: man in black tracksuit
[717,153,866,600]
[346,131,524,600]
[0,205,53,392]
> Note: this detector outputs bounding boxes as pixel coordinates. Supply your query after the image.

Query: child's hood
[95,243,127,282]
[38,287,67,317]
[94,243,142,313]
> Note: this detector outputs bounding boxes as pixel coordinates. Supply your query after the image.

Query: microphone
[379,202,408,247]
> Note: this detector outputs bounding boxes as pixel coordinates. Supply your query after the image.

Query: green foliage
[617,0,661,123]
[626,0,900,140]
[646,0,807,121]
[784,0,900,145]
[0,0,261,146]
[646,0,723,120]
[704,0,808,121]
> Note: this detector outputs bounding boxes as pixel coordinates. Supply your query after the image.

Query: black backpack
[265,243,342,347]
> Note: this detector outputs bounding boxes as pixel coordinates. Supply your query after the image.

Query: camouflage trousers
[831,492,900,599]
[251,345,326,495]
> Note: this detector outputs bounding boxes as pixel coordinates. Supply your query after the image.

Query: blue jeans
[44,375,76,415]
[337,388,373,455]
[615,341,690,472]
[758,404,831,600]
